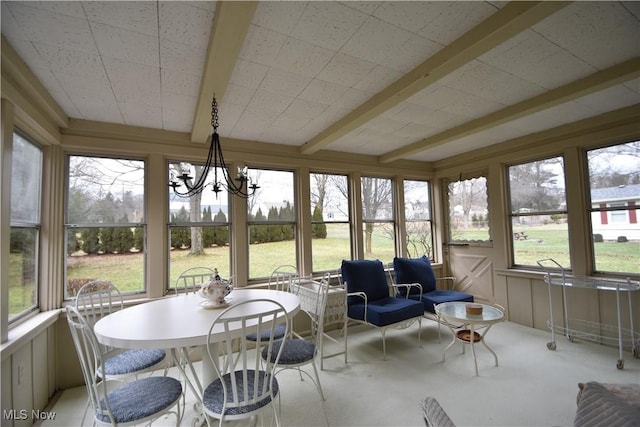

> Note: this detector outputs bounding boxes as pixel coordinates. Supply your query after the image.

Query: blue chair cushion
[393,256,436,295]
[347,296,424,327]
[97,376,182,424]
[341,259,389,305]
[246,323,286,342]
[413,290,474,314]
[203,370,278,416]
[103,348,166,376]
[262,339,315,365]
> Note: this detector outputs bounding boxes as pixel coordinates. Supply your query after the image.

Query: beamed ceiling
[1,1,639,163]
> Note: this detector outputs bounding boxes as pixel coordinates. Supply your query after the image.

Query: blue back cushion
[341,260,389,304]
[393,256,436,295]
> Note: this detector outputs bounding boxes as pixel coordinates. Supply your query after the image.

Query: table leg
[441,322,457,362]
[470,324,479,376]
[480,324,499,367]
[200,342,221,386]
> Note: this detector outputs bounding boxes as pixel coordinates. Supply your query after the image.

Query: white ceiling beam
[300,1,571,155]
[190,1,258,143]
[380,58,640,163]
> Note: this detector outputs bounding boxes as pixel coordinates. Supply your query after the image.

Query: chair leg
[381,329,387,360]
[311,361,325,401]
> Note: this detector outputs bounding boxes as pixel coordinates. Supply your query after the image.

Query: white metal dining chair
[174,266,215,295]
[75,281,168,380]
[246,265,298,343]
[263,275,330,425]
[65,305,183,426]
[201,299,289,427]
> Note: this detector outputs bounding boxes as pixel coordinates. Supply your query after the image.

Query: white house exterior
[591,184,640,241]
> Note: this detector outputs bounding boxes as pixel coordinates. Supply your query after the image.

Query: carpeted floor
[40,319,640,426]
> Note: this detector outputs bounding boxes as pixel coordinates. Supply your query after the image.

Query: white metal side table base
[436,302,504,376]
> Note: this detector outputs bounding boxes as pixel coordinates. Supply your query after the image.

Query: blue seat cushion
[413,290,474,314]
[341,259,389,305]
[203,370,278,416]
[97,376,182,424]
[348,296,424,327]
[393,256,436,295]
[262,339,315,365]
[103,348,166,376]
[246,323,286,342]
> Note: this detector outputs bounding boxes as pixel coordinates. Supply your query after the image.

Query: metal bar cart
[537,258,640,369]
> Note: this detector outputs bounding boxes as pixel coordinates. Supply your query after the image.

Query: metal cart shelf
[537,258,640,369]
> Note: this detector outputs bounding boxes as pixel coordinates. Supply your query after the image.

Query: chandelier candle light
[169,96,259,198]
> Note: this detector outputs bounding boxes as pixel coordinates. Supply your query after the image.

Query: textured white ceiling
[1,1,639,162]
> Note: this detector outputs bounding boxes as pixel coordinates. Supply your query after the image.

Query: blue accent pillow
[341,260,389,305]
[393,256,436,295]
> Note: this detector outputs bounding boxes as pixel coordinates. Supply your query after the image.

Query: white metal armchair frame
[202,299,289,427]
[66,306,182,426]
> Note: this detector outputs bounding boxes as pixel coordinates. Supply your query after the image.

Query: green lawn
[9,223,639,316]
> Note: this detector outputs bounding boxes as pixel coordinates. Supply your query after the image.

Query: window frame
[64,154,147,299]
[586,140,640,276]
[8,130,42,323]
[506,155,569,269]
[403,179,434,260]
[445,173,490,245]
[309,172,352,273]
[246,167,297,281]
[361,175,396,264]
[167,160,232,292]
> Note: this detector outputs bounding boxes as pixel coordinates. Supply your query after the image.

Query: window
[361,176,395,263]
[587,141,640,275]
[404,179,434,259]
[447,175,489,243]
[9,132,42,321]
[66,156,145,297]
[248,169,296,279]
[310,173,351,272]
[168,162,231,291]
[508,157,568,268]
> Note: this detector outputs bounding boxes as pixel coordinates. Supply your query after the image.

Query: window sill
[1,309,60,361]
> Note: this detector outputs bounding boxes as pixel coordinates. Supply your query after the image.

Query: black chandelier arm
[169,130,218,197]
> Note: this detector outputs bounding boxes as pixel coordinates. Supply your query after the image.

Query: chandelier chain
[211,97,219,131]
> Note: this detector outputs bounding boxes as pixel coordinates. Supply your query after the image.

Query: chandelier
[168,96,259,198]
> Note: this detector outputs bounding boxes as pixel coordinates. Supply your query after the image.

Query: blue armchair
[393,256,473,314]
[341,259,424,359]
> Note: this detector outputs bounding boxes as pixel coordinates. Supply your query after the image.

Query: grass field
[9,223,639,316]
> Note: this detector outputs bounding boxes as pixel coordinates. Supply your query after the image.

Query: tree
[171,207,190,249]
[80,228,100,254]
[449,177,487,229]
[133,227,144,251]
[213,209,229,247]
[312,205,327,238]
[267,207,282,242]
[509,159,562,212]
[251,208,268,243]
[361,177,393,254]
[202,206,214,248]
